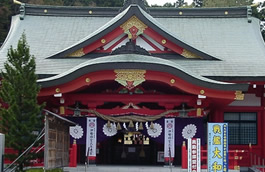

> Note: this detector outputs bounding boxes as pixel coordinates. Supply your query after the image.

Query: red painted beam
[95,35,127,53]
[139,35,166,53]
[145,71,239,100]
[144,28,183,54]
[39,70,241,101]
[39,71,116,96]
[106,35,128,52]
[65,93,195,104]
[83,27,124,54]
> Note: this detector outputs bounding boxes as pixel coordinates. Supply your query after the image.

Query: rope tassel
[139,122,143,130]
[107,121,111,128]
[129,120,134,128]
[150,122,154,129]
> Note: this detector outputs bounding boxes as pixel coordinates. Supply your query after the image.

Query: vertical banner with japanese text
[207,123,229,172]
[164,118,175,159]
[86,117,97,157]
[188,138,201,172]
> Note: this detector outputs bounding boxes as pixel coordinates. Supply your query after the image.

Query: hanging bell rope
[67,107,196,123]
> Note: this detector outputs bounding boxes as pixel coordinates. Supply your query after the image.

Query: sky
[146,0,263,6]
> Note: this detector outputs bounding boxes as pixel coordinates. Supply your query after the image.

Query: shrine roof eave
[23,3,248,18]
[206,76,265,83]
[37,54,249,92]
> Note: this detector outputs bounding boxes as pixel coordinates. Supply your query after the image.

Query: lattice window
[224,112,257,145]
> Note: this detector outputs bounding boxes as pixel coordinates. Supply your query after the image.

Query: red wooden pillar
[182,141,187,169]
[69,140,77,167]
[257,93,265,162]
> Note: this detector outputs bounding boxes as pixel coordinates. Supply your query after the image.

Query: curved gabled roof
[49,4,216,60]
[38,54,248,91]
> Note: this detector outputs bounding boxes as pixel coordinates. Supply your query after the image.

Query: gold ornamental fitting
[55,88,60,93]
[101,39,106,44]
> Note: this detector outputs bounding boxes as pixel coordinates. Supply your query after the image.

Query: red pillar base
[69,140,77,167]
[181,141,187,169]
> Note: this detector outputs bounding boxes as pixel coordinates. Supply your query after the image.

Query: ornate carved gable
[56,5,215,60]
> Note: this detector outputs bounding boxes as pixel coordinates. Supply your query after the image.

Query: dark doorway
[97,131,164,165]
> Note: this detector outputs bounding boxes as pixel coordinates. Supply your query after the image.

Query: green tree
[252,2,265,40]
[0,34,44,171]
[0,0,16,46]
[193,0,203,7]
[203,0,253,7]
[163,2,175,7]
[176,0,184,7]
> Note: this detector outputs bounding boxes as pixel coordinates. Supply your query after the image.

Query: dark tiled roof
[0,3,264,82]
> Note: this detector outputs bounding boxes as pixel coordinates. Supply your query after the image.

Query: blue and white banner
[86,117,97,157]
[164,118,175,158]
[207,123,229,172]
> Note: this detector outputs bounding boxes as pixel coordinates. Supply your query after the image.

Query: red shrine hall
[1,0,265,169]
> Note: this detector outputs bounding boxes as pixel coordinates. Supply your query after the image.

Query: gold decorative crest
[67,48,85,57]
[235,91,244,100]
[181,49,201,59]
[120,16,148,32]
[114,69,146,90]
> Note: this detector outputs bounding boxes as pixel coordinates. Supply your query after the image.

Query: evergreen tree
[0,33,44,171]
[203,0,253,7]
[252,2,265,41]
[194,0,203,7]
[176,0,184,8]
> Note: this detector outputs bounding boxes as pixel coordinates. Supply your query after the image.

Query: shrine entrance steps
[63,165,240,172]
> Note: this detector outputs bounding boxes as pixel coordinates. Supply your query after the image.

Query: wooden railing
[5,140,78,169]
[249,144,265,172]
[181,141,252,170]
[4,145,44,167]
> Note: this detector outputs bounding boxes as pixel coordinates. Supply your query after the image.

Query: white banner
[86,117,97,157]
[188,138,201,172]
[164,118,175,158]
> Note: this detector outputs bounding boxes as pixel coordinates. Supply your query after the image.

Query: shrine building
[1,0,265,168]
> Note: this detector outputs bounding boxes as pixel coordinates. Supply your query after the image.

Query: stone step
[63,165,244,172]
[64,165,184,172]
